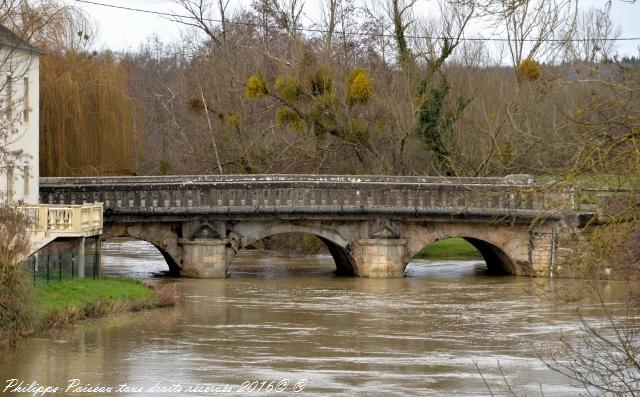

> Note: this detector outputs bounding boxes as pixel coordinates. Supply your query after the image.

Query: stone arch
[463,237,515,274]
[102,223,182,274]
[229,221,357,275]
[403,223,526,275]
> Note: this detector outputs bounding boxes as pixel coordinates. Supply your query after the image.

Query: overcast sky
[69,0,640,57]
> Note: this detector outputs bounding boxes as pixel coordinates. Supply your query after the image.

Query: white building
[0,25,102,265]
[0,24,43,205]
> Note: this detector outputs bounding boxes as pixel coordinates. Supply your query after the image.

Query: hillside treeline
[27,0,637,182]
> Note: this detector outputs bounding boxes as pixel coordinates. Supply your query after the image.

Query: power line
[74,0,640,43]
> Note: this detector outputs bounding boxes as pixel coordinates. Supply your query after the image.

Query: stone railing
[19,203,103,236]
[39,174,580,220]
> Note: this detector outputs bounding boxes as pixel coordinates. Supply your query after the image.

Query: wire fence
[24,252,101,286]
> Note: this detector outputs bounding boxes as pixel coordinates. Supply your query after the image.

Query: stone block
[178,238,229,278]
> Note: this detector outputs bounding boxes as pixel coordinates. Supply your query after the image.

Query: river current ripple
[0,239,634,396]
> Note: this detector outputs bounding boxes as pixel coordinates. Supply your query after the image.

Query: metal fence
[24,252,100,285]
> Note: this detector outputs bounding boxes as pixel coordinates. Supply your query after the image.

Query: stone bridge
[39,174,593,278]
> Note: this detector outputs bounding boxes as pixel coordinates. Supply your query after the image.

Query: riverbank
[1,278,176,348]
[35,278,156,328]
[414,238,482,260]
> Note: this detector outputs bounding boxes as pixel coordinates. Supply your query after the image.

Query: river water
[0,239,635,396]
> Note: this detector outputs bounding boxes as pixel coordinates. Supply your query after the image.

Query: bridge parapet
[39,174,575,219]
[41,173,536,186]
[36,175,606,279]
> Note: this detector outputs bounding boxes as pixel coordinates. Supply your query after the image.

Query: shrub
[225,112,243,128]
[155,283,178,307]
[587,221,640,280]
[275,107,300,125]
[187,95,206,114]
[0,208,33,348]
[158,160,171,175]
[347,119,370,145]
[311,66,333,95]
[347,68,373,104]
[517,58,541,81]
[244,74,268,99]
[275,107,306,133]
[274,75,302,101]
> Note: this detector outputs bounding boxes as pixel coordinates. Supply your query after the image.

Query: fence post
[71,253,74,279]
[76,237,86,278]
[32,255,36,287]
[93,237,101,279]
[46,255,50,284]
[58,253,62,281]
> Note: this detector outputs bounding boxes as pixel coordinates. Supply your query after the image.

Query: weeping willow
[40,52,133,176]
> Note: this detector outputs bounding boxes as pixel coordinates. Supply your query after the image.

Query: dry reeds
[154,283,178,307]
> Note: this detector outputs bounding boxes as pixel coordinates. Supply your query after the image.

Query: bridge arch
[463,237,515,274]
[231,222,358,276]
[102,223,182,275]
[404,223,522,275]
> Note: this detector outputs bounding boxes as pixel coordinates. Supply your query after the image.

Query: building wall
[0,47,40,205]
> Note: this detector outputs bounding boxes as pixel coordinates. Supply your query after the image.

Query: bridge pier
[352,239,408,278]
[178,239,229,278]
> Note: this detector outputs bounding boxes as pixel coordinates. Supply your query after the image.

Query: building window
[6,164,13,204]
[23,163,29,197]
[6,75,12,121]
[23,77,29,122]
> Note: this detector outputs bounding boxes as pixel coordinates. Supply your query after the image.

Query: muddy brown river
[0,239,635,396]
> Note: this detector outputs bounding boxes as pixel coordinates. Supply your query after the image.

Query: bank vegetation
[0,195,175,348]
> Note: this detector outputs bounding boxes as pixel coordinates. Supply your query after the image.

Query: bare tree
[564,5,621,63]
[388,0,417,71]
[320,0,338,56]
[252,0,305,37]
[411,0,475,64]
[477,0,578,72]
[541,298,640,396]
[172,0,230,47]
[360,0,394,65]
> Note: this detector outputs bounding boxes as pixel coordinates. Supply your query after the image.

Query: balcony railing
[19,203,103,236]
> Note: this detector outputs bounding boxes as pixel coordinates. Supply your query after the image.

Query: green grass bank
[33,278,175,331]
[1,277,176,347]
[35,278,156,315]
[414,238,483,260]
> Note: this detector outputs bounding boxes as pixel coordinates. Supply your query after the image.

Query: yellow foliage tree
[40,52,134,176]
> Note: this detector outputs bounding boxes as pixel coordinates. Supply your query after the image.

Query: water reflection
[0,240,633,396]
[101,238,169,279]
